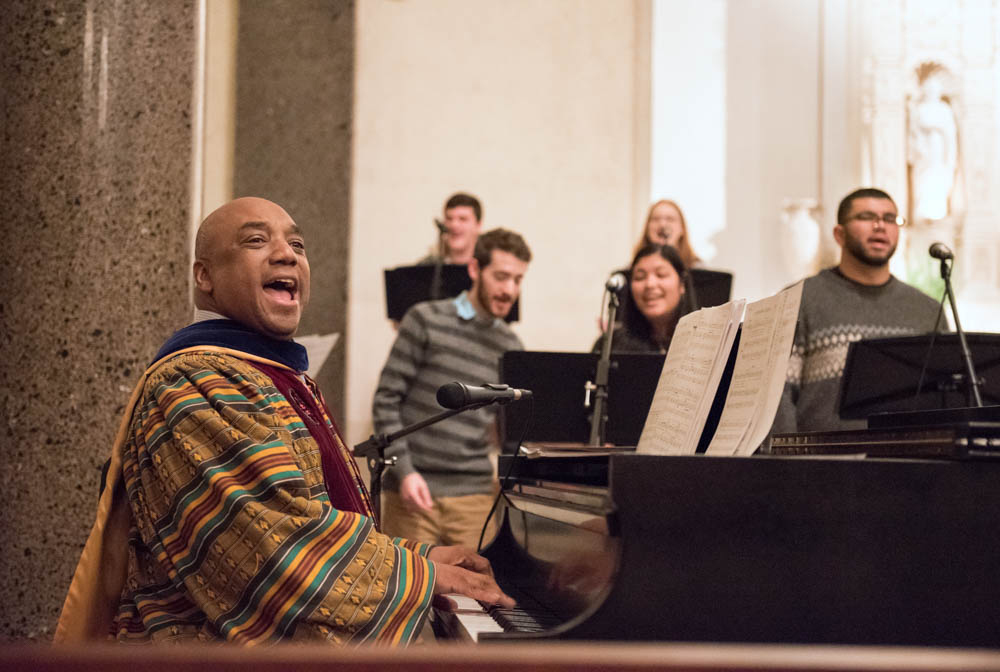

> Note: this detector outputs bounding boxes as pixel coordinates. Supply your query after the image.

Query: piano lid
[475,453,1000,646]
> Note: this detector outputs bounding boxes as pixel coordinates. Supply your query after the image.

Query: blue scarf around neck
[152,319,309,373]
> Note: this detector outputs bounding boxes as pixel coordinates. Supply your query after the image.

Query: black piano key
[495,612,560,627]
[482,603,561,633]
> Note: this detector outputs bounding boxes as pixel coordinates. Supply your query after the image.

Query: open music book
[637,281,803,456]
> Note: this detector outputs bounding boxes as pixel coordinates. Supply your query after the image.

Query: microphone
[434,218,448,234]
[436,382,532,409]
[929,242,954,260]
[606,272,627,292]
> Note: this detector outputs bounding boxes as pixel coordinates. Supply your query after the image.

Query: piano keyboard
[435,593,563,641]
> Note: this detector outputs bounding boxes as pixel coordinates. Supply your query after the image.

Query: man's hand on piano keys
[429,546,515,609]
[428,545,494,576]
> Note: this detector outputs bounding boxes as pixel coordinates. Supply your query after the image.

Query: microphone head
[606,272,627,292]
[929,242,953,260]
[436,382,467,409]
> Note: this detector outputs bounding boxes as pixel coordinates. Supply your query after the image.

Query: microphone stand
[588,288,620,446]
[682,271,701,313]
[938,255,983,407]
[353,401,490,525]
[430,219,447,300]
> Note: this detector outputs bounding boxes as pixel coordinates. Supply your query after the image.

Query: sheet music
[637,300,745,455]
[737,281,802,455]
[705,281,803,456]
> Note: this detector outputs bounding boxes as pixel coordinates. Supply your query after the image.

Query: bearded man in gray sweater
[771,188,944,434]
[373,228,531,549]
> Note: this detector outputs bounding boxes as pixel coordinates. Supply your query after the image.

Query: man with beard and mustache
[373,229,531,548]
[770,187,944,435]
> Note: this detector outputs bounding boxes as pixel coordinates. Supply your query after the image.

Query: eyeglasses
[846,211,907,227]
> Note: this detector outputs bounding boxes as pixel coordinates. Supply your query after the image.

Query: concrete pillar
[233,0,355,421]
[0,0,198,640]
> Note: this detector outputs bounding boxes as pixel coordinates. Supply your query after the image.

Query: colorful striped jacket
[56,347,435,645]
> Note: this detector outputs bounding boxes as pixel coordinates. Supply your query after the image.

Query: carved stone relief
[857,0,999,330]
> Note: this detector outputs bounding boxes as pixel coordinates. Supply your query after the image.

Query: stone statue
[907,65,958,222]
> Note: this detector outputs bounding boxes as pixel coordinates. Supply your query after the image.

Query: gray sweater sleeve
[371,307,427,477]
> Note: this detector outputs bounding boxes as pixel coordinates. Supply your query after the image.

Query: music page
[736,280,802,454]
[636,300,745,455]
[705,281,803,456]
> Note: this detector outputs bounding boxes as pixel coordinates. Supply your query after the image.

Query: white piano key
[442,593,483,612]
[436,593,506,641]
[452,611,505,641]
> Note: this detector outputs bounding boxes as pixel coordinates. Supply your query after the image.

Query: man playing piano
[55,197,512,646]
[373,228,532,549]
[770,187,942,434]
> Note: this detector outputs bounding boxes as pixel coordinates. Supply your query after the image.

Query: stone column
[233,0,355,422]
[0,1,198,641]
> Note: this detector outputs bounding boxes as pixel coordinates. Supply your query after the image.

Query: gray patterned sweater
[770,268,942,434]
[372,293,523,497]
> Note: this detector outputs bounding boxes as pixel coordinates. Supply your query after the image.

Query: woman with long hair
[634,200,700,269]
[594,244,688,354]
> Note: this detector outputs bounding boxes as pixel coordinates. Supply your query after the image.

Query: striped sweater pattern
[373,298,523,497]
[772,269,941,434]
[115,352,434,645]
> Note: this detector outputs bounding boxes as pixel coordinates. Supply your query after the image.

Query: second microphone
[436,382,532,409]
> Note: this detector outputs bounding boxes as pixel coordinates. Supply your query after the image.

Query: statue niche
[904,61,965,299]
[907,63,960,223]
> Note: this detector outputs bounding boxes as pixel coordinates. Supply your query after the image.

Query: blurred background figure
[594,244,689,354]
[419,192,483,265]
[633,200,701,270]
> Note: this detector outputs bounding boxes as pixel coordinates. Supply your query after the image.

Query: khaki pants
[381,490,499,550]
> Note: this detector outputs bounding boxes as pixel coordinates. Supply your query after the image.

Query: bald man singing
[56,198,511,646]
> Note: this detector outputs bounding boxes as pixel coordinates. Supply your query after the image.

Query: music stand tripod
[353,402,490,525]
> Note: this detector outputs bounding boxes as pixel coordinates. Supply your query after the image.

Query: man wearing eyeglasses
[770,187,943,435]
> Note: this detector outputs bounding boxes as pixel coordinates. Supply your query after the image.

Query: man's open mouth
[264,277,298,302]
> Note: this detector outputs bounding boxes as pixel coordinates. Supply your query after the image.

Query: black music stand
[498,351,665,448]
[838,333,1000,422]
[383,264,519,322]
[686,268,733,310]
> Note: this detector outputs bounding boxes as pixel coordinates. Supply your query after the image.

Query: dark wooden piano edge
[7,642,1000,672]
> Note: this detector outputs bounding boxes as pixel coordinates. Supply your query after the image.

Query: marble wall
[0,1,198,641]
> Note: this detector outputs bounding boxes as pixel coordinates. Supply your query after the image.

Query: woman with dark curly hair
[594,244,688,354]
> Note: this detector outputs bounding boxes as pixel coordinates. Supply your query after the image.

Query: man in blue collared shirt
[373,229,532,549]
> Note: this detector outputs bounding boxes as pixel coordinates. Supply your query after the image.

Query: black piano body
[458,453,1000,647]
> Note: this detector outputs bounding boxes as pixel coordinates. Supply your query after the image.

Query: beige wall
[650,0,727,267]
[346,0,651,446]
[723,0,823,301]
[201,0,237,216]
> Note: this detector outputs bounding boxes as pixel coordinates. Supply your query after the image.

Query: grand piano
[436,451,1000,647]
